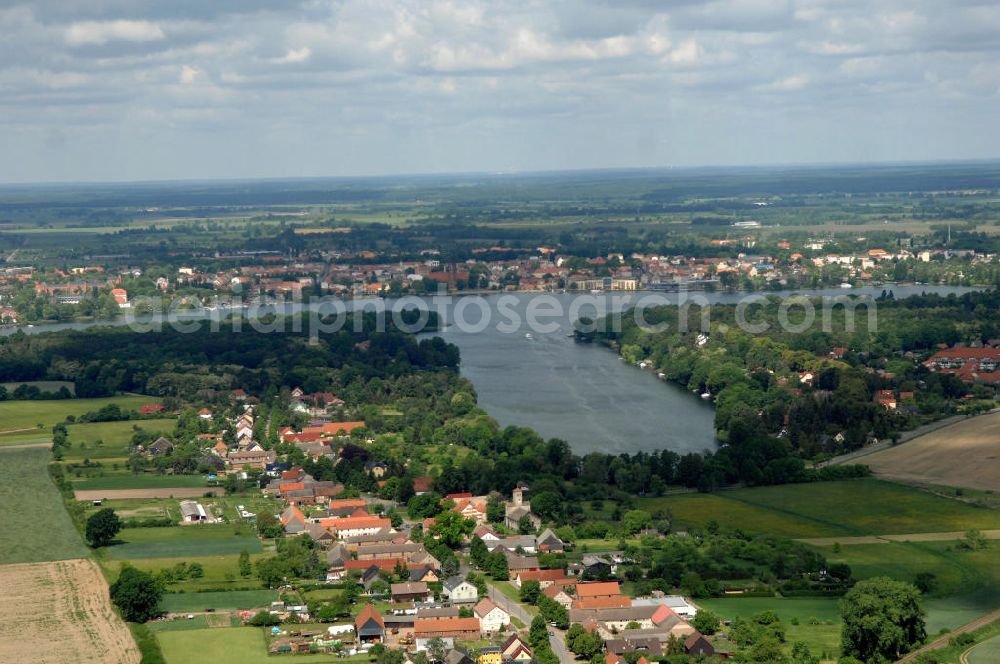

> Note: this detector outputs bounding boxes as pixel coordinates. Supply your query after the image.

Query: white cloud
[64,20,165,47]
[664,39,701,64]
[271,47,311,64]
[759,74,809,91]
[179,65,200,84]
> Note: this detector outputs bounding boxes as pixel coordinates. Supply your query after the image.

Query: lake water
[425,285,977,455]
[3,285,979,456]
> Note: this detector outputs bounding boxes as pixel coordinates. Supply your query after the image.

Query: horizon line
[2,156,1000,190]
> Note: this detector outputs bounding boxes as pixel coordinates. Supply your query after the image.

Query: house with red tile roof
[344,558,407,573]
[501,634,533,661]
[513,569,570,588]
[413,476,433,495]
[453,497,488,524]
[355,605,385,643]
[413,617,481,640]
[575,581,622,599]
[572,596,632,610]
[328,515,392,538]
[875,389,897,409]
[542,583,573,609]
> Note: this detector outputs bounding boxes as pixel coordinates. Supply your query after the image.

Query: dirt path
[897,608,1000,663]
[75,487,218,500]
[797,529,1000,546]
[0,441,53,450]
[0,558,140,664]
[960,634,1000,664]
[0,427,44,436]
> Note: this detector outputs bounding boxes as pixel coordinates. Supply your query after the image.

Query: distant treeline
[0,311,457,400]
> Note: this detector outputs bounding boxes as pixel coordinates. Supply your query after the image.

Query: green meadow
[160,589,278,613]
[107,524,263,560]
[699,590,1000,662]
[59,418,176,461]
[697,597,841,660]
[0,396,160,442]
[102,552,267,593]
[817,539,1000,633]
[157,628,345,664]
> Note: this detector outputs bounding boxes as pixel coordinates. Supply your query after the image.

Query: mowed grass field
[864,411,1000,492]
[160,589,278,613]
[108,524,263,560]
[641,480,1000,538]
[0,446,89,563]
[157,627,343,664]
[0,396,160,441]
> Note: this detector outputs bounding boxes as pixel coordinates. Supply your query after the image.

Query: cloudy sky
[1,0,998,183]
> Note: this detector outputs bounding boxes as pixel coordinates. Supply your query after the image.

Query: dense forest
[0,311,457,399]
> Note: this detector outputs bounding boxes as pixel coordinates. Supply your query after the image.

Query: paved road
[896,607,1000,663]
[487,584,573,664]
[487,584,532,624]
[547,628,574,664]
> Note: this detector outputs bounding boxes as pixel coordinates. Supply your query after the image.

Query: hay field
[0,559,139,664]
[864,411,1000,491]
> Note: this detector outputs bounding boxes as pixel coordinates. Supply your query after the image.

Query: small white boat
[840,283,853,289]
[700,392,712,400]
[525,333,533,340]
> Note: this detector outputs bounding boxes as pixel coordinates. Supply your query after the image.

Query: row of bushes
[122,517,175,529]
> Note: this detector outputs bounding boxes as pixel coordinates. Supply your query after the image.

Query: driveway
[487,584,573,664]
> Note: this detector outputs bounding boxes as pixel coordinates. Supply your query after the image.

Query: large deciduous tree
[85,508,122,547]
[840,577,926,662]
[109,565,162,622]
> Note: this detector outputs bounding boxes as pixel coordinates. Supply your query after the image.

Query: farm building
[354,604,385,644]
[414,617,480,641]
[179,501,208,522]
[391,582,431,603]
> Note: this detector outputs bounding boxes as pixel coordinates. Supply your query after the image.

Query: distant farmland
[864,411,1000,492]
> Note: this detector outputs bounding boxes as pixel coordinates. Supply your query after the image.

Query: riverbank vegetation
[582,289,1000,490]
